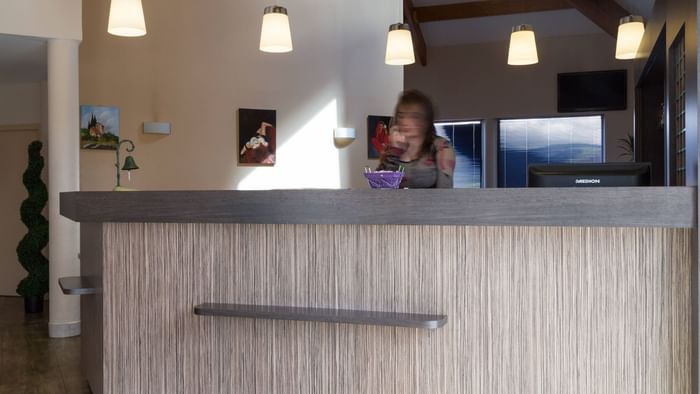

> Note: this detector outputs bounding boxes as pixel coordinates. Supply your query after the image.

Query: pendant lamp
[108,0,147,37]
[385,23,415,66]
[508,25,538,65]
[260,6,293,53]
[615,15,645,60]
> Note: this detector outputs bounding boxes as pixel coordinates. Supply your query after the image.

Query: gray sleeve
[435,171,453,188]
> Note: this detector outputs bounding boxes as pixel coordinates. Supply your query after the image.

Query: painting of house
[80,105,120,150]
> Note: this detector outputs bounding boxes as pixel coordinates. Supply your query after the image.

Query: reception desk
[60,188,696,393]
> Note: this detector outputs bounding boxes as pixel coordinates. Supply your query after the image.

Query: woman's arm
[377,146,404,171]
[435,139,456,188]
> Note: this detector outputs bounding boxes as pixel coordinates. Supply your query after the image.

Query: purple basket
[364,171,404,189]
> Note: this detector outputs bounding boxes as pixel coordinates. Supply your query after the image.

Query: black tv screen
[558,70,627,112]
[527,162,651,187]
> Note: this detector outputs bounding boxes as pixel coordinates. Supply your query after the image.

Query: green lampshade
[121,155,139,171]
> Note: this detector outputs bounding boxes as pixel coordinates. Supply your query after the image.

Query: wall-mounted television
[527,163,651,187]
[557,70,627,112]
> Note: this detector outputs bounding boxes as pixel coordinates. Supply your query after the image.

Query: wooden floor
[0,297,90,393]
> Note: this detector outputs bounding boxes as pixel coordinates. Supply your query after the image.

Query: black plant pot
[24,296,44,314]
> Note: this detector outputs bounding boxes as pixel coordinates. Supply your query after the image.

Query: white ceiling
[412,0,656,46]
[0,34,47,84]
[0,1,656,81]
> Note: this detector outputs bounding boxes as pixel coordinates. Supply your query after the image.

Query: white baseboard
[48,320,80,338]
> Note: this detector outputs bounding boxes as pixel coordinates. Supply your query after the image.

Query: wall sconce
[114,139,140,191]
[143,122,171,135]
[334,127,356,148]
[508,24,538,66]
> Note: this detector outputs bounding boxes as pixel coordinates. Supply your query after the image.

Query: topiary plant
[16,140,49,299]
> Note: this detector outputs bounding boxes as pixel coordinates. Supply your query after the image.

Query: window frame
[669,25,686,186]
[434,119,485,188]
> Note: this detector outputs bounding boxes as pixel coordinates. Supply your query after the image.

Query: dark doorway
[635,27,666,186]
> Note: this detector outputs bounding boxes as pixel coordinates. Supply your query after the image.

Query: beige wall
[0,0,81,40]
[79,0,402,191]
[0,82,42,296]
[0,82,42,125]
[405,33,635,186]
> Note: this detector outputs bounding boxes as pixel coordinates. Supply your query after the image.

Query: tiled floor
[0,297,90,393]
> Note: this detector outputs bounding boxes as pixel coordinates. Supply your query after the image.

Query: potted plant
[16,140,49,313]
[617,133,634,161]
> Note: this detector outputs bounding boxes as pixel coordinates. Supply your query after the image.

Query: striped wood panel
[101,224,692,393]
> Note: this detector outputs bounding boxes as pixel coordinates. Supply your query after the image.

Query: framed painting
[367,115,391,159]
[238,108,276,165]
[80,105,120,150]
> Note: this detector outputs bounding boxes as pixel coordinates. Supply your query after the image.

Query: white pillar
[47,38,80,338]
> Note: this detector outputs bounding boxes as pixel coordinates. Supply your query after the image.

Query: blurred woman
[377,90,455,188]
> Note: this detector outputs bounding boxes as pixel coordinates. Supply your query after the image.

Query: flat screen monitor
[527,163,651,187]
[558,70,627,112]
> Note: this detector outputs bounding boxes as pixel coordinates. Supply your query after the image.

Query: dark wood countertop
[59,187,696,228]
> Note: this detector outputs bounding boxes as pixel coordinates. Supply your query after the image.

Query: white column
[47,38,80,338]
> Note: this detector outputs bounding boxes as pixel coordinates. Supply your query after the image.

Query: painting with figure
[367,115,392,159]
[80,105,120,150]
[238,108,276,165]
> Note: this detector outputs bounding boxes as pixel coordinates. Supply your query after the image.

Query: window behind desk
[498,116,603,187]
[435,121,483,188]
[670,27,686,186]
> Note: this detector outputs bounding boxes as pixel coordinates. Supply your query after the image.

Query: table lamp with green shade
[114,139,140,191]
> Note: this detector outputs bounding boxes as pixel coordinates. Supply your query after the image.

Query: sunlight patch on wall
[236,99,341,190]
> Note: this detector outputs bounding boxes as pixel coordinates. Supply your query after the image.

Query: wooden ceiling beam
[413,0,574,23]
[564,0,630,37]
[404,0,428,66]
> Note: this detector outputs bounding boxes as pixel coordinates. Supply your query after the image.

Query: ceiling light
[108,0,147,37]
[260,6,293,53]
[615,15,645,60]
[508,24,538,66]
[385,23,415,66]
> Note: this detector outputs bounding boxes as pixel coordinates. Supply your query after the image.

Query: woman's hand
[388,126,407,149]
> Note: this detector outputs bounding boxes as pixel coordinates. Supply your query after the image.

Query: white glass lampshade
[385,23,415,66]
[260,6,293,53]
[507,25,538,66]
[108,0,147,37]
[615,15,645,60]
